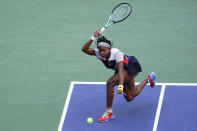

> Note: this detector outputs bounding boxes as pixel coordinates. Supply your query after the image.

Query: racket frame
[100,3,132,33]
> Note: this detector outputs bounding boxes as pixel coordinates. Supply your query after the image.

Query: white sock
[106,109,113,112]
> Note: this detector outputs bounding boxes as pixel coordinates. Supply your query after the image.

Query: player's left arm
[117,61,125,86]
[115,51,127,95]
[116,61,127,95]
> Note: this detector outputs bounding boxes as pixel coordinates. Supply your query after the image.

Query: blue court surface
[58,82,197,131]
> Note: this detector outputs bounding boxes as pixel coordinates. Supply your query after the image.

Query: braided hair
[96,36,113,48]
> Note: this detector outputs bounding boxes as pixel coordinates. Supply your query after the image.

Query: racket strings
[111,4,131,22]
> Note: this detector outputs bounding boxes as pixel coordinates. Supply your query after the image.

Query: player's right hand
[93,30,101,38]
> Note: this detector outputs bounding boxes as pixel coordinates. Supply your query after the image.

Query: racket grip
[100,27,106,33]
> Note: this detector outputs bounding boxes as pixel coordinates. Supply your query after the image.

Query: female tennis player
[81,30,156,123]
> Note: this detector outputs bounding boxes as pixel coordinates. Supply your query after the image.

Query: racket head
[110,3,132,23]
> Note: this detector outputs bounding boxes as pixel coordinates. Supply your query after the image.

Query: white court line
[58,82,197,131]
[71,81,197,86]
[58,82,75,131]
[152,84,166,131]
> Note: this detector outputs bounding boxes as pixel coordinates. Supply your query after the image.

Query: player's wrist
[118,85,124,91]
[90,35,96,41]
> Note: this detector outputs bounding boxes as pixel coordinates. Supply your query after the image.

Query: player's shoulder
[111,48,120,52]
[95,48,99,52]
[111,48,123,54]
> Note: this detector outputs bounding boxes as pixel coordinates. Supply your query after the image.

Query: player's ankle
[145,78,149,84]
[106,107,112,112]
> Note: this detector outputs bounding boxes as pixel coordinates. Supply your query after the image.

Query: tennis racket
[100,3,132,33]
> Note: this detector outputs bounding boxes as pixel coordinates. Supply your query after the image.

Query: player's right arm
[81,30,101,55]
[81,39,95,55]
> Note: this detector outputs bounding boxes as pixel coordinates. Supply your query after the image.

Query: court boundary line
[58,82,197,131]
[152,84,166,131]
[58,82,75,131]
[70,81,197,86]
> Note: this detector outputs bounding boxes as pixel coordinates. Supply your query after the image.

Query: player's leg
[98,70,131,122]
[123,73,148,102]
[106,73,119,109]
[98,73,119,122]
[123,71,157,102]
[134,77,148,97]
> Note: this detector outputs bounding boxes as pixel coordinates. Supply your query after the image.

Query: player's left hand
[114,85,127,96]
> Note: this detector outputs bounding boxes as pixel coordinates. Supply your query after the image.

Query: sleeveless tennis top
[94,48,127,70]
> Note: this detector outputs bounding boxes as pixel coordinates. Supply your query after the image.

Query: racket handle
[100,27,106,33]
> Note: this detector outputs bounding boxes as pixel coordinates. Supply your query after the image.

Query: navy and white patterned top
[95,48,128,70]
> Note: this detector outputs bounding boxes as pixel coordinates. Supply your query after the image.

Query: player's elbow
[81,47,94,55]
[81,47,87,53]
[81,48,92,55]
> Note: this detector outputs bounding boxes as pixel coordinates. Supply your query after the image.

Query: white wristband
[118,85,124,91]
[91,35,96,41]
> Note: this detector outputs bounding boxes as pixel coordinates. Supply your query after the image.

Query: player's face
[98,46,111,59]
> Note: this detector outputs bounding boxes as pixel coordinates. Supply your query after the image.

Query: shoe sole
[97,115,115,123]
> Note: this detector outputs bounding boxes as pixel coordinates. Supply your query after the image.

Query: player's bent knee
[124,95,135,102]
[107,80,116,87]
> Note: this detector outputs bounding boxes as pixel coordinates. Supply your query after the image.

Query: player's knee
[106,79,116,87]
[124,95,135,102]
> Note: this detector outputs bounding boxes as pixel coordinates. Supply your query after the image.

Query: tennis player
[81,30,156,122]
